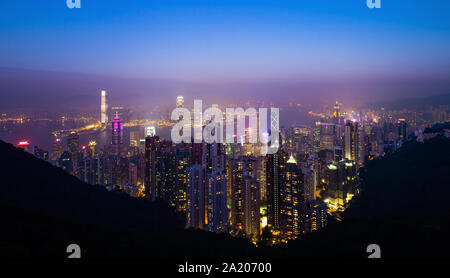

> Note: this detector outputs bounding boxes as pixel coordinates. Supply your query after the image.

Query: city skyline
[7,91,449,247]
[1,0,450,264]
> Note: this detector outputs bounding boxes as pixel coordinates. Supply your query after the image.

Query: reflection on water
[0,107,310,152]
[0,119,172,152]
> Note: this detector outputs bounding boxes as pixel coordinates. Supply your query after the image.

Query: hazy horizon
[1,1,450,111]
[1,66,449,112]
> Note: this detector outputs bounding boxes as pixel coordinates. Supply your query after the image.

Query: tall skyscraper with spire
[101,90,108,124]
[282,154,305,240]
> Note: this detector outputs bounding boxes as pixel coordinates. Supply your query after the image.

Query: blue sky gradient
[1,0,449,80]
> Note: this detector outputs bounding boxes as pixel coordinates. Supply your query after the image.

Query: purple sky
[0,0,449,111]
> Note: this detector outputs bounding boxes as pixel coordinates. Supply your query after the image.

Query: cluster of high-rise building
[23,93,425,246]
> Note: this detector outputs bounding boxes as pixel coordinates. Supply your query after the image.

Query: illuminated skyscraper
[202,141,225,173]
[333,102,341,125]
[155,142,177,202]
[313,127,320,152]
[207,170,228,233]
[111,116,123,154]
[67,132,79,157]
[144,136,159,200]
[230,156,257,230]
[358,125,368,168]
[317,122,335,151]
[266,149,287,232]
[243,172,260,239]
[129,160,138,186]
[333,146,344,162]
[334,103,344,146]
[256,157,267,202]
[88,141,97,157]
[175,148,190,212]
[325,159,356,211]
[307,201,327,232]
[282,155,305,240]
[303,153,318,203]
[101,90,108,124]
[52,138,63,160]
[186,164,206,230]
[86,155,105,185]
[344,121,359,163]
[129,131,140,148]
[398,119,407,141]
[191,143,203,165]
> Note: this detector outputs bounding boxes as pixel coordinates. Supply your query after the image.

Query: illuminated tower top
[333,101,341,125]
[287,154,297,164]
[145,126,156,137]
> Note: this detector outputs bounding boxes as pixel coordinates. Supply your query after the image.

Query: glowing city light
[18,141,30,146]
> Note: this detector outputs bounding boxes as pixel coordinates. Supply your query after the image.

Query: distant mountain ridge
[370,93,450,110]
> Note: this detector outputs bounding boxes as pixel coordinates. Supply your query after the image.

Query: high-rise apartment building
[144,136,159,200]
[281,155,305,241]
[186,164,206,230]
[325,159,356,211]
[67,132,79,156]
[243,172,260,239]
[307,201,327,232]
[207,170,228,233]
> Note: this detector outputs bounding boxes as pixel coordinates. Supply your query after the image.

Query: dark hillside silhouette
[1,138,450,258]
